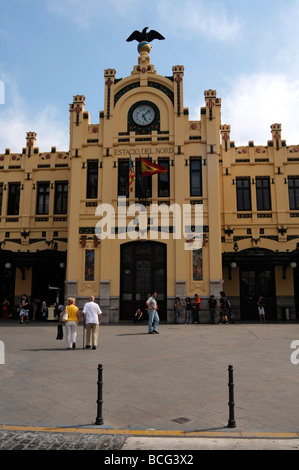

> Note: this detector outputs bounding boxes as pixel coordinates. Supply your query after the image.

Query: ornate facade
[0,42,298,322]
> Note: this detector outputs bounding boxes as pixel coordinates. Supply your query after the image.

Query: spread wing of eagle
[126,27,165,43]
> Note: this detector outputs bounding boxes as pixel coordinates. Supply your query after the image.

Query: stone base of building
[65,275,297,323]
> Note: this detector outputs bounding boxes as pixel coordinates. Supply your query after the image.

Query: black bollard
[95,364,104,425]
[227,364,236,428]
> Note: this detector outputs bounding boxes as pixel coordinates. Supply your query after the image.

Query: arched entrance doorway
[120,241,167,321]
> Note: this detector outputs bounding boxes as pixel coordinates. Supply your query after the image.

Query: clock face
[132,104,155,126]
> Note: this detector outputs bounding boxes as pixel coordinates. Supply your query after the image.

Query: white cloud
[157,0,242,42]
[47,0,137,29]
[46,0,97,29]
[221,73,299,146]
[0,75,68,153]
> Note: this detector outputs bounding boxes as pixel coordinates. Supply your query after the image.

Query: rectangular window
[118,160,129,197]
[7,183,21,215]
[135,159,152,199]
[54,181,68,214]
[86,160,98,199]
[288,177,299,210]
[36,182,50,214]
[190,158,202,197]
[236,177,251,211]
[158,159,170,197]
[256,177,271,210]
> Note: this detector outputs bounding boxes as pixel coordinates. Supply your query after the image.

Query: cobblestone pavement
[2,322,299,451]
[1,428,299,451]
[0,429,126,450]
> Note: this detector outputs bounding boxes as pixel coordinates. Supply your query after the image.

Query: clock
[132,104,155,126]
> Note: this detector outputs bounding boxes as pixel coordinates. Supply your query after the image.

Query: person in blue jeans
[146,292,159,334]
[174,297,181,324]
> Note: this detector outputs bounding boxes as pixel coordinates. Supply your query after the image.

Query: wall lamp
[282,262,297,279]
[228,261,237,280]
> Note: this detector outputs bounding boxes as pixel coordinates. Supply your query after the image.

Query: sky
[1,0,299,152]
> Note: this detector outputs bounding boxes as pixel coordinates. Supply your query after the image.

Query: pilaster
[204,90,223,294]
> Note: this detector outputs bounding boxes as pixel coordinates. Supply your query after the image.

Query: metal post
[227,364,236,428]
[95,364,104,425]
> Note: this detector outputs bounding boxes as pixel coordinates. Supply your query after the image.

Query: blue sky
[1,0,299,152]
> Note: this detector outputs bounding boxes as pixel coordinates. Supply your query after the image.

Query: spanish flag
[141,157,168,177]
[129,158,135,192]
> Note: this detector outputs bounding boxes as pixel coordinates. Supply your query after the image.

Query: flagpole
[136,154,168,204]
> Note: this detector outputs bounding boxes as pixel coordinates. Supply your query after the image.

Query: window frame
[117,159,129,198]
[54,181,68,214]
[288,176,299,210]
[36,182,50,215]
[7,182,21,216]
[236,177,252,211]
[256,176,271,211]
[189,157,203,197]
[135,159,152,199]
[158,158,170,198]
[86,160,99,199]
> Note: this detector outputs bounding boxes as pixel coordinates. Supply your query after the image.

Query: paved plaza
[1,319,299,450]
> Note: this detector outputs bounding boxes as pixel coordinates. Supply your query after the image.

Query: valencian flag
[141,157,168,177]
[129,158,136,192]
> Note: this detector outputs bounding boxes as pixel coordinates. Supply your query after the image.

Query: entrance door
[120,241,167,321]
[31,262,65,314]
[0,264,15,314]
[240,267,277,320]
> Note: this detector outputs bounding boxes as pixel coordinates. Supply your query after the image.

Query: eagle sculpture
[126,27,165,43]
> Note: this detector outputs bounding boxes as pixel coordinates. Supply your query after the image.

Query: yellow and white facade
[0,43,298,322]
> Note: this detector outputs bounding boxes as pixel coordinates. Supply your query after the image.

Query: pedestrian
[32,298,40,321]
[2,298,9,319]
[60,297,80,349]
[174,297,181,324]
[146,292,159,334]
[57,303,65,321]
[208,295,217,324]
[219,291,229,325]
[41,301,48,321]
[185,297,192,324]
[83,295,102,350]
[19,294,29,324]
[192,294,200,323]
[257,296,266,322]
[134,307,143,323]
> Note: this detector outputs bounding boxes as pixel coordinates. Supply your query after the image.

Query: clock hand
[142,113,150,123]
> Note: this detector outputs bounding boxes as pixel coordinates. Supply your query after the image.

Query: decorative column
[205,90,223,296]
